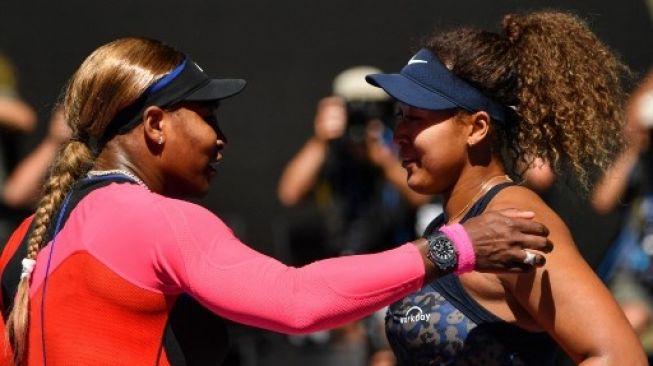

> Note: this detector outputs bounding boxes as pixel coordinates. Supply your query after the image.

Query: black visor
[90,57,246,151]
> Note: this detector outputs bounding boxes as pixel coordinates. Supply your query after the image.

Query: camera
[345,100,395,143]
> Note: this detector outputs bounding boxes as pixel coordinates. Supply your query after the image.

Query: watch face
[428,235,457,270]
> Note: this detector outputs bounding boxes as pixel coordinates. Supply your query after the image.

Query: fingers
[505,214,552,253]
[485,209,553,252]
[488,209,550,253]
[315,100,347,141]
[476,249,546,273]
[513,231,553,253]
[508,216,550,237]
[507,249,546,272]
[494,208,536,219]
[520,249,546,267]
[462,209,553,273]
[318,96,346,108]
[365,119,384,140]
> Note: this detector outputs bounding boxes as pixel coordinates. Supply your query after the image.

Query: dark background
[1,0,651,255]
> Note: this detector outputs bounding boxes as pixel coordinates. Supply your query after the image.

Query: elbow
[278,187,301,207]
[279,322,317,335]
[589,197,615,215]
[266,277,339,334]
[577,343,648,366]
[1,186,35,209]
[580,353,648,366]
[276,312,329,335]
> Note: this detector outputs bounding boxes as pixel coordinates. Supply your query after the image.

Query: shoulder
[487,184,547,211]
[481,186,645,361]
[485,184,583,281]
[487,184,569,237]
[84,183,231,234]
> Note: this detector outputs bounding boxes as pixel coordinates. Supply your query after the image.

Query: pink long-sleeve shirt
[15,182,428,364]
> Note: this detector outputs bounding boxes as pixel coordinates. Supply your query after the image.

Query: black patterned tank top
[385,183,558,365]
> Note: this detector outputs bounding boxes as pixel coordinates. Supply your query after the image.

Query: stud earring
[158,136,164,145]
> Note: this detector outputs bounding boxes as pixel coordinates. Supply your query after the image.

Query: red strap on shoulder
[0,215,34,310]
[0,215,32,366]
[0,315,13,365]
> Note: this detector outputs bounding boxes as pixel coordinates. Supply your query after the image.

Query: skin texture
[393,102,647,365]
[156,103,223,197]
[94,102,223,198]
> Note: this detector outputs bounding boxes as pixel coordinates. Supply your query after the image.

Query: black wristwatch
[425,231,458,272]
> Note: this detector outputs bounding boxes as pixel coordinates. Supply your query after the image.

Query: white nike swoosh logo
[407,59,427,65]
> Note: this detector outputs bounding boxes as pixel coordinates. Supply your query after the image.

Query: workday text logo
[400,306,431,324]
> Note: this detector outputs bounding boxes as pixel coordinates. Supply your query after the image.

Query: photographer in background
[277,66,430,365]
[278,66,430,262]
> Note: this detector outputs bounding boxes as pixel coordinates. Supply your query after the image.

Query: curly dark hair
[423,11,630,189]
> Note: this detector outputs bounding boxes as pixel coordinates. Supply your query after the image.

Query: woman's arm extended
[155,199,551,334]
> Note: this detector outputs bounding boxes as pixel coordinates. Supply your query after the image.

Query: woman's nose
[214,125,228,145]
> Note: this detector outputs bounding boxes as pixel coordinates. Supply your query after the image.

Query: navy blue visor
[91,56,246,151]
[366,48,508,123]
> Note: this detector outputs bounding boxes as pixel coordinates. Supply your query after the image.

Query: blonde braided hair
[5,37,183,365]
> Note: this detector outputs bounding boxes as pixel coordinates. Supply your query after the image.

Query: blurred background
[0,0,650,251]
[0,0,652,365]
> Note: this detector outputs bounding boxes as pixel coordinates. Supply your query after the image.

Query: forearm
[176,224,478,334]
[185,243,427,334]
[591,149,639,213]
[2,138,60,208]
[277,137,329,206]
[0,97,36,133]
[160,202,435,334]
[164,201,550,334]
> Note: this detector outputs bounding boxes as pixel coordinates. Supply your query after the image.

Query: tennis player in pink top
[0,37,550,366]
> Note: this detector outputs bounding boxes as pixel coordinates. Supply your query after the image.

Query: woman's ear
[466,111,491,147]
[142,106,166,146]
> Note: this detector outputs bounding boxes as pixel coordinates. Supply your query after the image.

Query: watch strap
[440,223,475,274]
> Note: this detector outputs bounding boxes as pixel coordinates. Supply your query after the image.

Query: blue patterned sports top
[385,183,558,365]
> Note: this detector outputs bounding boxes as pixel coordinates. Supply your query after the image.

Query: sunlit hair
[5,37,183,365]
[424,11,630,189]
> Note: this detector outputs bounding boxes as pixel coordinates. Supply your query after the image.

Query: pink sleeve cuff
[439,223,475,274]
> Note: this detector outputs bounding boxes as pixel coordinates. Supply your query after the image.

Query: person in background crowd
[278,66,431,264]
[592,69,653,359]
